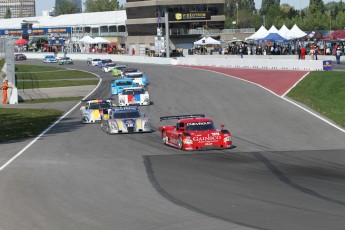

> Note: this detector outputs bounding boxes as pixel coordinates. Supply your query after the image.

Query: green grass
[287,71,345,128]
[16,70,96,80]
[22,96,83,104]
[15,65,64,72]
[16,79,98,89]
[0,108,63,143]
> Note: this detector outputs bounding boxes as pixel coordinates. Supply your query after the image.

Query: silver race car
[101,106,151,134]
[80,99,113,123]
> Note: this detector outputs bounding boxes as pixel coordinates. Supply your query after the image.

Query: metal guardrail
[170,28,255,36]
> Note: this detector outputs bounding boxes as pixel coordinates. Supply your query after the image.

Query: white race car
[118,87,150,106]
[102,63,117,72]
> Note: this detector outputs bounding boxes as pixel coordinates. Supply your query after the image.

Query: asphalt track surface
[1,60,345,230]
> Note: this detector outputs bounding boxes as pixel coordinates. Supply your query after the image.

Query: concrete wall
[24,52,332,71]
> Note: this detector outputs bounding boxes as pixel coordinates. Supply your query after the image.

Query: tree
[84,0,120,12]
[260,0,280,15]
[55,0,78,16]
[309,0,325,13]
[4,7,11,19]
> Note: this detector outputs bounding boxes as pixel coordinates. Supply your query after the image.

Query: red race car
[159,114,232,151]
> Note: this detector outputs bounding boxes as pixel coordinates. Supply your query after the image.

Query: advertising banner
[169,11,211,21]
[323,60,332,70]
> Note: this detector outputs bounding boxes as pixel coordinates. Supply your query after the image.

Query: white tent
[245,25,269,40]
[285,24,307,40]
[268,25,279,33]
[93,37,110,44]
[278,25,290,39]
[194,37,220,45]
[79,36,96,44]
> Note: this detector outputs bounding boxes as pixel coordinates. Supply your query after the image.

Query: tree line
[3,0,344,31]
[226,0,345,30]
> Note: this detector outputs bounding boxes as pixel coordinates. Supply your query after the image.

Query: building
[55,0,82,13]
[0,0,35,18]
[125,0,225,55]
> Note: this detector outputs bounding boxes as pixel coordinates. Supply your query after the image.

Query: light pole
[236,2,238,29]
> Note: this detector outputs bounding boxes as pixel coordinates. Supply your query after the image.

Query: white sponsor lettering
[187,121,212,126]
[193,135,221,142]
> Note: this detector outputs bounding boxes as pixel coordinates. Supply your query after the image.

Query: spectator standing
[315,45,318,60]
[300,46,306,60]
[1,79,11,104]
[336,48,341,64]
[132,48,135,55]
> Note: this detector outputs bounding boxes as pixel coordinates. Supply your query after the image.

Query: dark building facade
[125,0,225,55]
[0,0,35,18]
[55,0,82,13]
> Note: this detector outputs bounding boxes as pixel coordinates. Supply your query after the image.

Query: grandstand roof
[0,11,126,29]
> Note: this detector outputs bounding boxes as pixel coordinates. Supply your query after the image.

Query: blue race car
[111,78,136,95]
[101,106,152,134]
[43,55,57,63]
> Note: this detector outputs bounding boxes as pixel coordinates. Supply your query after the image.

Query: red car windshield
[185,121,215,131]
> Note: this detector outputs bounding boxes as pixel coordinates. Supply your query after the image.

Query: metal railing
[170,28,255,36]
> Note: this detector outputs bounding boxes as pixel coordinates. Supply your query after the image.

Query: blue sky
[35,0,336,16]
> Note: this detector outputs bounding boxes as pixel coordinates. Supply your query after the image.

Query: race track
[0,60,345,230]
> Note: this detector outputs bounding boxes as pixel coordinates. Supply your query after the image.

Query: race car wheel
[177,136,183,150]
[162,130,168,145]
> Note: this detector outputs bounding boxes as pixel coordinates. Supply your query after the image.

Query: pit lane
[0,59,345,230]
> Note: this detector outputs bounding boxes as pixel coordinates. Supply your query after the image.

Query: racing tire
[162,130,168,145]
[177,135,184,150]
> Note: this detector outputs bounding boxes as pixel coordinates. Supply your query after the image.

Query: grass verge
[16,70,97,80]
[287,71,345,128]
[16,79,98,89]
[0,108,63,143]
[22,96,83,104]
[15,65,64,72]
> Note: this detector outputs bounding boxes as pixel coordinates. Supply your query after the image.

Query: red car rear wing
[160,114,205,121]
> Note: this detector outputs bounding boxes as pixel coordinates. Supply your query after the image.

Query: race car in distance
[15,53,27,61]
[87,58,101,66]
[111,78,136,95]
[121,68,140,77]
[58,57,73,65]
[80,99,113,123]
[43,55,57,63]
[159,114,232,151]
[122,71,148,86]
[98,59,113,68]
[102,62,117,72]
[101,106,152,134]
[111,65,128,76]
[118,87,150,106]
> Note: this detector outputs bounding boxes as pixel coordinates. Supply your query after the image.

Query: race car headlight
[119,99,125,104]
[110,122,118,130]
[224,136,232,142]
[143,121,150,128]
[144,98,149,103]
[183,138,193,145]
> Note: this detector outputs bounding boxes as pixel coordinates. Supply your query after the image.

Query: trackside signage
[0,27,72,35]
[169,12,211,21]
[323,60,332,70]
